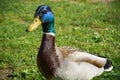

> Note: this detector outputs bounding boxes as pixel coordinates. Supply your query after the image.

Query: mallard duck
[26,5,113,80]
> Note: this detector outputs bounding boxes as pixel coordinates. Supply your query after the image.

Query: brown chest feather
[37,34,60,79]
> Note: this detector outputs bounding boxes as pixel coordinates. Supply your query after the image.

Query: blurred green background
[0,0,120,80]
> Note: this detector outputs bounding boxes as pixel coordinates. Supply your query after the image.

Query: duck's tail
[104,59,113,71]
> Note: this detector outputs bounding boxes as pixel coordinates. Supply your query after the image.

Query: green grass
[0,0,120,80]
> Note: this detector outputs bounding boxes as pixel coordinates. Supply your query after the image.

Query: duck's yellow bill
[26,16,41,32]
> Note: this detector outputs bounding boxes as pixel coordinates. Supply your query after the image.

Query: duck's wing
[58,46,112,70]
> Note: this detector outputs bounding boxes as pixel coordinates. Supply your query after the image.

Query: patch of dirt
[91,24,105,32]
[19,18,27,24]
[69,0,114,4]
[0,68,13,80]
[91,0,114,4]
[50,0,61,2]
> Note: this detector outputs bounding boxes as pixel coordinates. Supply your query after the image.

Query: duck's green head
[26,5,55,33]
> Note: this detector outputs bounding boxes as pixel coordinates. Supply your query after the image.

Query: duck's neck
[42,22,55,34]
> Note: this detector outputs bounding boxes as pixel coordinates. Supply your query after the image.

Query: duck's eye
[41,10,47,14]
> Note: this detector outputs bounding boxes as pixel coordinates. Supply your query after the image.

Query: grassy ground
[0,0,120,80]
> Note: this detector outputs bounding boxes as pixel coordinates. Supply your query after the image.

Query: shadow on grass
[0,0,18,11]
[0,0,19,24]
[108,0,120,25]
